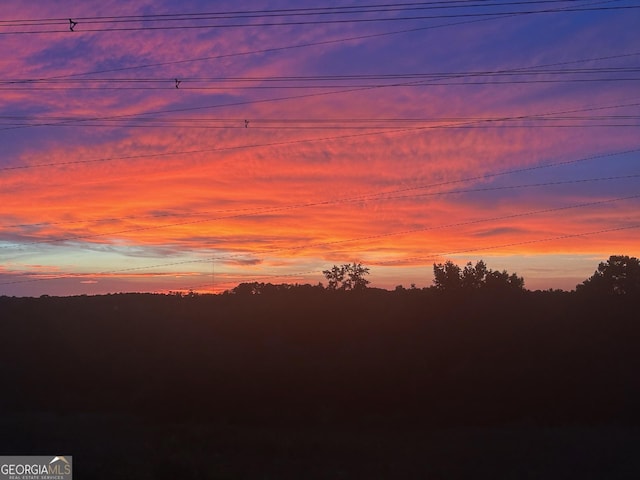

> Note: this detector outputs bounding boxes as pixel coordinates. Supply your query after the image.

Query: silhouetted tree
[433,259,524,292]
[577,255,640,295]
[484,269,525,291]
[232,282,264,295]
[323,263,370,291]
[433,260,462,291]
[346,263,371,291]
[461,260,488,290]
[323,265,345,290]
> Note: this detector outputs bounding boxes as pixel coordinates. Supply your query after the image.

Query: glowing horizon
[1,1,639,296]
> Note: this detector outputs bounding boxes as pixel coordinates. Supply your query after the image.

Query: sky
[0,0,639,296]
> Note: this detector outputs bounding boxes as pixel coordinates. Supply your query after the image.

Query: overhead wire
[0,1,598,25]
[1,115,637,130]
[2,50,638,134]
[1,99,638,172]
[3,34,635,93]
[1,2,637,292]
[2,67,639,92]
[0,3,636,34]
[9,66,640,84]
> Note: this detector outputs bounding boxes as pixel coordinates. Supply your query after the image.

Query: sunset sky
[1,0,639,296]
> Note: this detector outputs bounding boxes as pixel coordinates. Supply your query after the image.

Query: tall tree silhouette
[433,260,524,292]
[577,255,640,295]
[323,263,370,291]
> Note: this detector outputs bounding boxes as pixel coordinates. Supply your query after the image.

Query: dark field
[1,290,639,478]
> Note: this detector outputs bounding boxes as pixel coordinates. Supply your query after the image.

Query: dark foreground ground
[1,289,639,478]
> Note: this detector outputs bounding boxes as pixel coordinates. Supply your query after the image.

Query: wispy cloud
[1,1,638,294]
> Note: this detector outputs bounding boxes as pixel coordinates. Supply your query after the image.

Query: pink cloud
[1,2,638,294]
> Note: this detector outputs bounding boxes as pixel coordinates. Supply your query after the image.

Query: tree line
[227,255,640,296]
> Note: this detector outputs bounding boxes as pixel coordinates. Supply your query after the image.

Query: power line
[1,99,638,171]
[8,66,640,85]
[1,2,636,294]
[6,72,639,85]
[1,117,637,130]
[6,24,635,91]
[2,114,637,124]
[5,71,639,83]
[1,3,635,34]
[3,46,638,133]
[0,1,594,25]
[0,5,640,35]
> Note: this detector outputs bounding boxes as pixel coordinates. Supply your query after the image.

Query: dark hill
[1,290,638,478]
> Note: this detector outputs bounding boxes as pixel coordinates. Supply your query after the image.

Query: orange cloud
[1,2,638,295]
